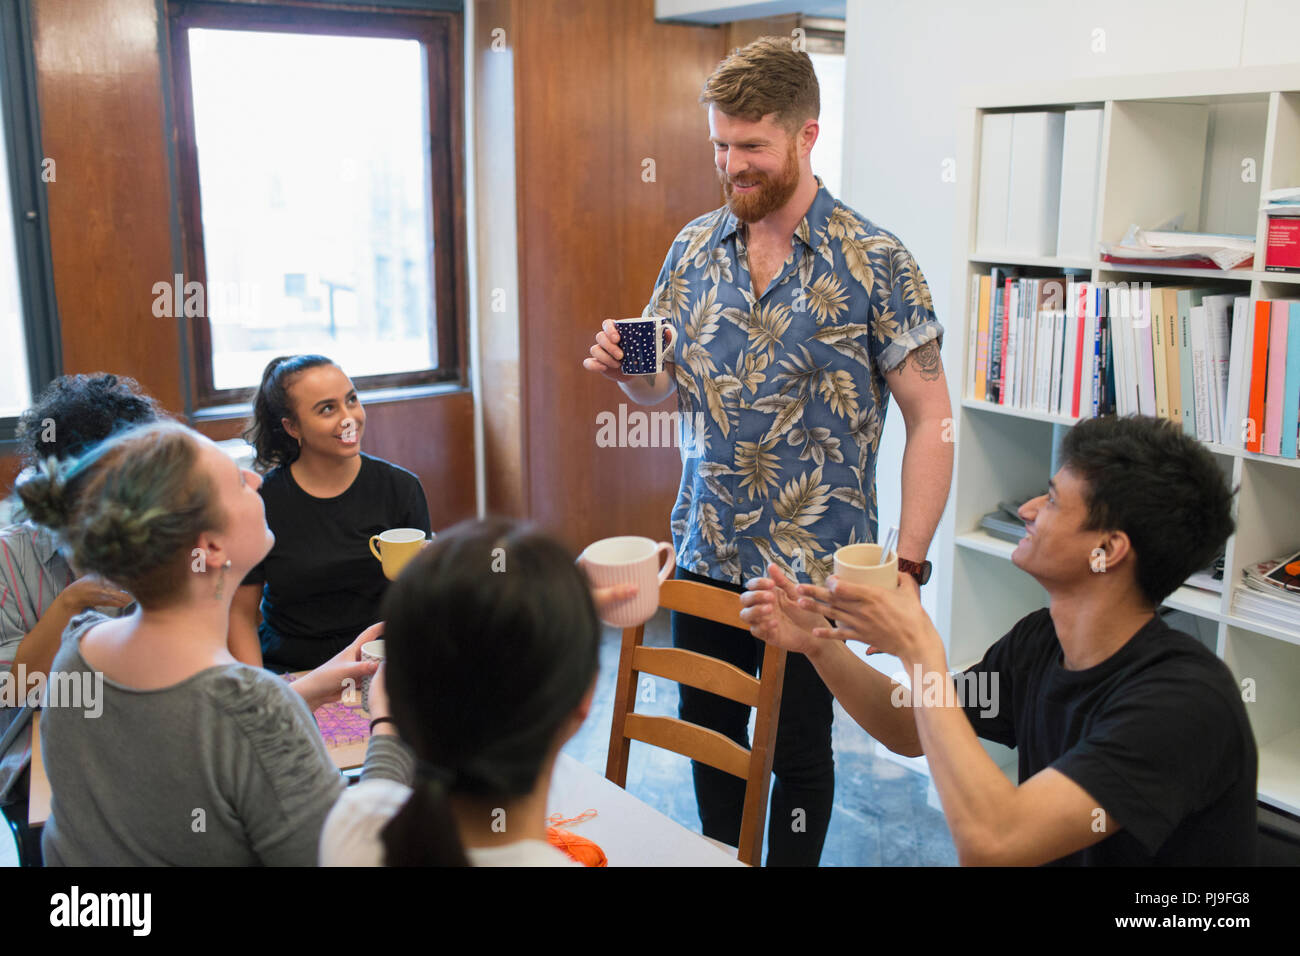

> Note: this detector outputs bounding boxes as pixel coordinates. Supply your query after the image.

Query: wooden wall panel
[32,0,183,411]
[355,392,476,532]
[512,0,723,553]
[0,455,21,499]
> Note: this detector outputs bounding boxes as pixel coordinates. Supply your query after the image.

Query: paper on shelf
[1099,224,1255,270]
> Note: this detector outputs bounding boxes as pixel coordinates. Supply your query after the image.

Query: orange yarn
[546,809,607,867]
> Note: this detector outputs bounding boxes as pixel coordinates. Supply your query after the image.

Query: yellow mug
[368,528,430,581]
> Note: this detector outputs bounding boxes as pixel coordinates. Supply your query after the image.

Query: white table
[31,705,744,867]
[545,754,743,867]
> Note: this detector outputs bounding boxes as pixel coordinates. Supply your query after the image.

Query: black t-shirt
[241,454,430,670]
[958,608,1257,865]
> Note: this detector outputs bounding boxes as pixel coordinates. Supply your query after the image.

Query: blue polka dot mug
[613,316,676,376]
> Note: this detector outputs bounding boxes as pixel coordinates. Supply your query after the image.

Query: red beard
[718,142,801,223]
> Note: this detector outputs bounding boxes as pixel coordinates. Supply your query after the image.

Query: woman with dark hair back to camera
[231,355,431,671]
[319,518,603,866]
[1,373,163,678]
[16,421,407,865]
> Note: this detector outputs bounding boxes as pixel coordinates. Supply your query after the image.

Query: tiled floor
[561,609,958,866]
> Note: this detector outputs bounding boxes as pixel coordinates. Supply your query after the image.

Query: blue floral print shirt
[643,180,943,585]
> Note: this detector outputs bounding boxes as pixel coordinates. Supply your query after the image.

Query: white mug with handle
[578,536,674,627]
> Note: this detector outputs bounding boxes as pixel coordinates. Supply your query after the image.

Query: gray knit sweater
[40,612,412,866]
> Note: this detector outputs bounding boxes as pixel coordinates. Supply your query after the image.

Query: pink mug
[579,536,674,628]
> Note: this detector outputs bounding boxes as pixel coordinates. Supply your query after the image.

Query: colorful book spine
[1091,289,1104,418]
[1163,288,1183,425]
[1264,302,1290,456]
[1223,297,1252,449]
[975,275,991,400]
[1004,280,1020,405]
[1071,283,1089,418]
[966,274,980,398]
[1282,302,1300,459]
[1177,289,1199,437]
[993,273,1013,404]
[1246,300,1271,454]
[1060,283,1079,415]
[987,270,1005,403]
[1134,285,1156,417]
[1151,289,1169,420]
[1189,304,1212,443]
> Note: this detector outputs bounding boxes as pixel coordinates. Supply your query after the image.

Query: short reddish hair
[700,36,819,132]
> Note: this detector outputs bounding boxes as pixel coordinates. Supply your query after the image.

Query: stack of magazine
[979,495,1038,544]
[1231,549,1300,631]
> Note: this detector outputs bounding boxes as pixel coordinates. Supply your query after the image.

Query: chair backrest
[605,577,786,866]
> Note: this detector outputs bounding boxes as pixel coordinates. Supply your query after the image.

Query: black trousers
[672,567,835,866]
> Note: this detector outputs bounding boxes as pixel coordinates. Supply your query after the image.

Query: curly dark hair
[242,355,335,472]
[15,373,163,467]
[1060,415,1236,606]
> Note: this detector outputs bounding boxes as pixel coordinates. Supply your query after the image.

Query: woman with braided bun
[231,355,430,672]
[319,518,603,866]
[2,373,163,678]
[16,421,410,865]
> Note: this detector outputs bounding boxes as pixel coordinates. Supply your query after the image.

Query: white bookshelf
[938,66,1300,817]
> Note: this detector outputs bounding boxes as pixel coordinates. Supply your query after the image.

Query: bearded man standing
[584,36,953,865]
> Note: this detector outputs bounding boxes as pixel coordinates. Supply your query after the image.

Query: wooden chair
[605,576,787,866]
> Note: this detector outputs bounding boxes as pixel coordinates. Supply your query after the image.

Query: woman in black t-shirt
[230,355,431,671]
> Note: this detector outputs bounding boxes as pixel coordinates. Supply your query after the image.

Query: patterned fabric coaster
[314,700,372,748]
[279,673,371,748]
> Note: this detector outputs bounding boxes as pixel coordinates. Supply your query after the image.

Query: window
[804,19,845,200]
[168,2,465,406]
[0,0,58,441]
[0,63,30,419]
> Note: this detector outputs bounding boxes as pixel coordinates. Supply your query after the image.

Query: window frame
[166,0,467,410]
[0,0,62,449]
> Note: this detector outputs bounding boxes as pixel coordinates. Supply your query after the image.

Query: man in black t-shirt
[741,415,1256,865]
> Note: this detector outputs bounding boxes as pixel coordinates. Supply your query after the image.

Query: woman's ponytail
[380,776,470,867]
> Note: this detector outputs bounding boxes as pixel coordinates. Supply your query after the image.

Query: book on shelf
[977,495,1037,544]
[977,111,1065,257]
[965,281,1300,457]
[1232,550,1300,631]
[1223,297,1252,448]
[1098,226,1255,271]
[1263,187,1300,272]
[1239,299,1300,458]
[1006,112,1065,257]
[1281,303,1300,460]
[1208,296,1297,456]
[976,113,1014,255]
[1055,108,1103,261]
[966,268,1111,418]
[1162,287,1183,426]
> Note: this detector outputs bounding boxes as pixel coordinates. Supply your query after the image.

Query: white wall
[840,0,1300,630]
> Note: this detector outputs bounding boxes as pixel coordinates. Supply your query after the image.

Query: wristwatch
[897,557,932,585]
